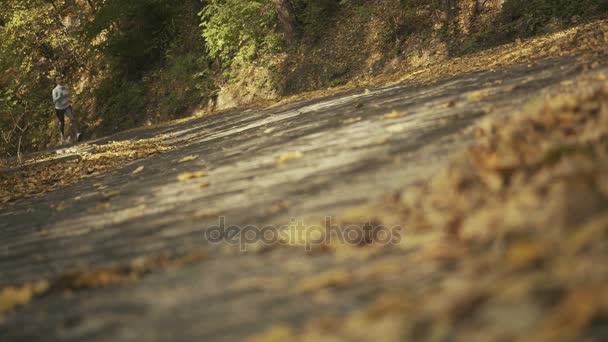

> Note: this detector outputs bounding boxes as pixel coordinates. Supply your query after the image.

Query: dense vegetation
[1,0,606,158]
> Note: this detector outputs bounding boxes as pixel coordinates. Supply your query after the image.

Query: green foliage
[93,77,147,132]
[85,0,178,79]
[200,0,283,67]
[2,0,608,159]
[0,1,68,156]
[156,53,211,118]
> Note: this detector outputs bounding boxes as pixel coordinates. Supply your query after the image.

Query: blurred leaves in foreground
[249,77,608,341]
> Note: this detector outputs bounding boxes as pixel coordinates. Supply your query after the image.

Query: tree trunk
[271,0,298,43]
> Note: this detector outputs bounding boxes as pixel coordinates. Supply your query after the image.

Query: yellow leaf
[193,209,221,219]
[177,170,208,181]
[384,110,402,119]
[385,124,406,133]
[295,269,354,294]
[247,325,294,342]
[101,190,120,199]
[343,117,362,124]
[178,155,198,163]
[0,281,49,318]
[276,151,303,164]
[132,166,144,174]
[467,90,488,101]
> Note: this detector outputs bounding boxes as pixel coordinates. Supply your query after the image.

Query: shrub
[94,77,147,132]
[200,0,283,67]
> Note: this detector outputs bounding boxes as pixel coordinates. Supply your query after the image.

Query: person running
[52,75,81,144]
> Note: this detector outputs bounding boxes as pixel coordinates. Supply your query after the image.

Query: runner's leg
[55,109,65,143]
[64,106,80,140]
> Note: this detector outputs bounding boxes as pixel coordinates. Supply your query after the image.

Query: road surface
[0,56,591,340]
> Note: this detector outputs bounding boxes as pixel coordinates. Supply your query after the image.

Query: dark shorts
[55,106,74,121]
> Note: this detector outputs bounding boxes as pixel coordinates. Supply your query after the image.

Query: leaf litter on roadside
[248,77,608,341]
[0,138,171,207]
[0,253,206,320]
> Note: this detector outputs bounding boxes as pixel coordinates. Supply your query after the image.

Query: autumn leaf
[178,155,198,163]
[383,110,402,119]
[247,325,294,342]
[193,209,221,219]
[295,269,354,294]
[276,151,303,164]
[0,281,49,319]
[177,170,208,181]
[132,166,144,174]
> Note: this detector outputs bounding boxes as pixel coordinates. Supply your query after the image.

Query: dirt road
[0,56,595,340]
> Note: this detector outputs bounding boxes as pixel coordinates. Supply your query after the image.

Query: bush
[84,0,178,80]
[155,53,211,119]
[94,77,147,132]
[200,0,283,67]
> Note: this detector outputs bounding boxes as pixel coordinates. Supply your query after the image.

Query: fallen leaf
[178,155,198,163]
[295,269,354,293]
[534,287,606,341]
[385,124,406,133]
[276,151,303,164]
[384,110,402,119]
[132,166,144,174]
[467,90,489,101]
[506,240,548,269]
[177,170,208,181]
[233,276,289,291]
[0,281,49,319]
[101,190,120,199]
[247,325,294,342]
[343,117,362,124]
[193,209,221,219]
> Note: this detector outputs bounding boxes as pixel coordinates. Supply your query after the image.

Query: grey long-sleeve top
[52,85,70,110]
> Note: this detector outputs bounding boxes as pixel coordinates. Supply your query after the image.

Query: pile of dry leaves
[0,138,171,205]
[251,83,608,340]
[396,19,608,85]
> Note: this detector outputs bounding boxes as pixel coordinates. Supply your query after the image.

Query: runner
[52,75,82,144]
